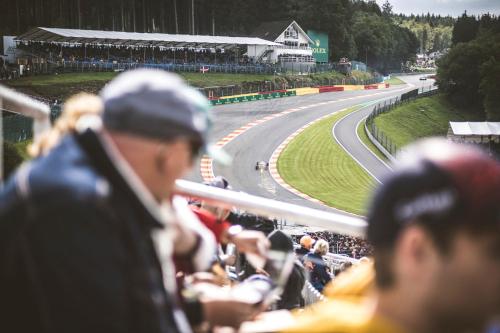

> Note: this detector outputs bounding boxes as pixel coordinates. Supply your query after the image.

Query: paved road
[332,102,393,184]
[186,75,433,214]
[332,74,435,183]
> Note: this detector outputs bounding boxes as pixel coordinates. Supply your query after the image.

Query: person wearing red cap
[284,138,500,333]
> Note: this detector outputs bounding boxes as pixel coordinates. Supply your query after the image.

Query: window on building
[284,26,298,39]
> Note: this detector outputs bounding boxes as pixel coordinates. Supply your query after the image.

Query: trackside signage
[307,30,328,63]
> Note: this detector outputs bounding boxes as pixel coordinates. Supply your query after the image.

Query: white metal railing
[273,44,311,51]
[302,280,325,305]
[278,55,315,63]
[0,85,51,181]
[175,180,367,238]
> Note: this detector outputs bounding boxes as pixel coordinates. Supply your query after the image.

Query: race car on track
[255,161,269,171]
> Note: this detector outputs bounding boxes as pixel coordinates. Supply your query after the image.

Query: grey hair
[313,239,329,256]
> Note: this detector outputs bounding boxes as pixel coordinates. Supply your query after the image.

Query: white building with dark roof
[248,20,315,72]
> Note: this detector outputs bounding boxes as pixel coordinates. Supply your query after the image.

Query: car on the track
[255,161,269,171]
[419,76,427,80]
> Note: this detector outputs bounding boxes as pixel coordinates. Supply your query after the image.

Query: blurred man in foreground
[0,69,260,332]
[284,139,500,333]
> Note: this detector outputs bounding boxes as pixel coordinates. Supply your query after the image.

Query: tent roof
[449,122,500,136]
[15,27,280,50]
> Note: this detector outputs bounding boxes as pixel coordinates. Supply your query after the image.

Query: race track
[187,75,432,214]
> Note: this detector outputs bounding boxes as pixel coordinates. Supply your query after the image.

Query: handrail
[175,179,367,238]
[0,85,50,120]
[0,85,51,181]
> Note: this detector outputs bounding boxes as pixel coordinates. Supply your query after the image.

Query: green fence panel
[3,114,33,142]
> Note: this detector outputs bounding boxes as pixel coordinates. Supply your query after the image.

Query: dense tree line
[395,13,454,53]
[1,0,418,71]
[437,13,500,120]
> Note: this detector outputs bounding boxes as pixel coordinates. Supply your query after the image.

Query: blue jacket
[0,129,182,333]
[305,252,332,292]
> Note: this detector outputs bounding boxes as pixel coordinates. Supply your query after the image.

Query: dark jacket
[277,260,306,310]
[0,130,183,333]
[304,252,332,293]
[295,246,310,262]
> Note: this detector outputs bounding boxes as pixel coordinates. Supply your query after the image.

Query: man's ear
[155,145,168,174]
[395,225,439,278]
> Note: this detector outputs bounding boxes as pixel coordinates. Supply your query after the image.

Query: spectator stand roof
[15,27,280,50]
[449,122,500,136]
[448,122,500,144]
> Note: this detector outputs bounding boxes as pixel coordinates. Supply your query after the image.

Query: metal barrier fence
[15,59,378,77]
[302,281,325,305]
[198,76,383,99]
[54,61,284,75]
[365,85,439,156]
[3,104,61,143]
[2,74,383,142]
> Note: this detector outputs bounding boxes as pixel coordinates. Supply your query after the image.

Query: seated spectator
[295,235,314,262]
[304,239,332,292]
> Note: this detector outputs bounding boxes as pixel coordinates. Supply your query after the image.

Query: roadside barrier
[209,83,391,105]
[365,85,439,158]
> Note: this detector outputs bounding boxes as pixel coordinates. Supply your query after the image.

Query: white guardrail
[0,85,51,181]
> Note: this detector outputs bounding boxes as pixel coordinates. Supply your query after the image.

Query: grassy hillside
[374,94,484,148]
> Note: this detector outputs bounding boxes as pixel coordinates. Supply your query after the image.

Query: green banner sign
[307,30,329,63]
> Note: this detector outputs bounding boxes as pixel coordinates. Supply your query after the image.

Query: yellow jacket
[323,260,375,299]
[282,261,406,333]
[282,297,404,333]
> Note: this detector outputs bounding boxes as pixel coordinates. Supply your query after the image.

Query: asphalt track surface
[332,75,435,184]
[187,75,433,215]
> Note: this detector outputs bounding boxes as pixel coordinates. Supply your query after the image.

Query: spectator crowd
[291,231,373,259]
[16,41,252,66]
[1,69,500,333]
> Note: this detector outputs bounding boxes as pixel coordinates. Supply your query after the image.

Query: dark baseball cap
[100,69,230,164]
[367,139,500,247]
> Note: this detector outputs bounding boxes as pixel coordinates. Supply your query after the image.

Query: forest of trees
[1,0,420,71]
[437,13,500,120]
[394,13,455,54]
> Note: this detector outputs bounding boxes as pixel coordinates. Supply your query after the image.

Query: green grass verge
[384,77,406,85]
[5,72,278,100]
[356,119,388,162]
[374,94,484,148]
[351,70,374,81]
[277,107,375,215]
[5,70,375,101]
[6,72,118,86]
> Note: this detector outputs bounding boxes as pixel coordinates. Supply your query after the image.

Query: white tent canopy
[449,122,500,136]
[16,27,280,50]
